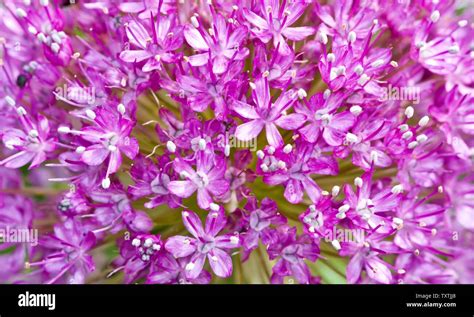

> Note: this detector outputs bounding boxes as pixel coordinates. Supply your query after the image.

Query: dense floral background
[0,0,473,284]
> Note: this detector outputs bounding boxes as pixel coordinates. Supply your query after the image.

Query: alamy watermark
[379,84,420,104]
[54,84,96,105]
[324,227,365,246]
[217,132,257,152]
[0,226,38,246]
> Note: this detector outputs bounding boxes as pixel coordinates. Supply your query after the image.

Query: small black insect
[16,74,28,88]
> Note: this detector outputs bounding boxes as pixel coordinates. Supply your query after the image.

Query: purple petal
[82,145,109,166]
[282,26,315,41]
[205,209,227,237]
[208,248,232,278]
[182,210,205,239]
[184,26,209,51]
[165,236,197,258]
[274,113,306,130]
[167,180,197,198]
[265,123,283,147]
[235,120,265,141]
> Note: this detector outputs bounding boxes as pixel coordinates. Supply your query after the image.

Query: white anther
[430,10,440,23]
[277,160,286,169]
[416,134,428,143]
[191,16,199,28]
[28,129,39,138]
[327,53,336,63]
[117,103,125,114]
[230,236,239,244]
[101,178,111,189]
[458,20,468,27]
[166,141,176,153]
[390,61,399,67]
[108,145,117,152]
[28,26,37,34]
[408,141,418,149]
[58,126,71,134]
[438,186,444,193]
[398,124,409,132]
[336,65,346,76]
[209,203,220,211]
[323,89,331,100]
[348,31,356,43]
[144,238,153,248]
[85,109,96,120]
[319,31,328,45]
[354,65,364,76]
[198,138,206,150]
[358,74,370,86]
[354,177,363,187]
[371,59,384,68]
[5,96,16,107]
[185,262,195,271]
[393,217,404,226]
[404,106,414,118]
[370,150,378,163]
[16,8,27,18]
[40,0,49,6]
[336,212,346,219]
[297,88,307,99]
[16,107,26,116]
[391,184,404,194]
[350,105,362,116]
[338,204,350,213]
[260,163,269,172]
[256,150,265,159]
[402,131,413,139]
[50,43,60,54]
[132,238,141,247]
[267,146,275,154]
[418,115,429,127]
[345,132,359,143]
[283,144,293,154]
[51,33,62,44]
[76,146,86,154]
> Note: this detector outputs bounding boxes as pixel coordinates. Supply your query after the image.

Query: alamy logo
[18,291,56,310]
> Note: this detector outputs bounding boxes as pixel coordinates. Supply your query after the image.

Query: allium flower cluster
[0,0,472,285]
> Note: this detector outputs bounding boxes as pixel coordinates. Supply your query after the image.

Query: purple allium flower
[147,253,211,284]
[120,14,183,72]
[243,0,315,55]
[234,77,304,147]
[165,209,240,279]
[167,151,229,210]
[27,222,96,284]
[58,106,139,189]
[184,12,249,74]
[1,100,56,169]
[267,226,320,284]
[240,197,286,258]
[0,0,472,286]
